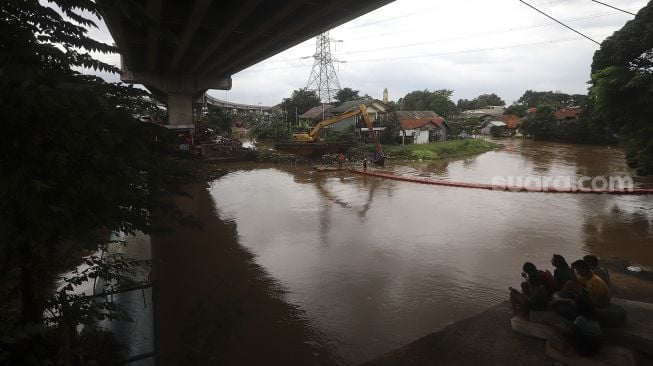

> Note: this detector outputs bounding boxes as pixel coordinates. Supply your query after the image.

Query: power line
[345,36,593,63]
[338,11,620,56]
[589,0,636,16]
[237,35,598,73]
[260,9,625,65]
[518,0,601,45]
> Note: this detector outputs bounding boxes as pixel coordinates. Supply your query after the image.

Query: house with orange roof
[554,107,584,121]
[396,111,450,144]
[479,114,521,136]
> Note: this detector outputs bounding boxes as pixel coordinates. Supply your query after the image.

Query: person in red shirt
[338,153,345,169]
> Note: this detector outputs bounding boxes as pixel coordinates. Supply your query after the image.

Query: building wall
[430,126,448,141]
[413,130,430,144]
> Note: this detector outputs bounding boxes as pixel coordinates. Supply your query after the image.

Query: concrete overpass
[197,94,273,115]
[102,0,394,127]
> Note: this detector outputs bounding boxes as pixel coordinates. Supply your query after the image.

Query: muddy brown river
[152,139,653,365]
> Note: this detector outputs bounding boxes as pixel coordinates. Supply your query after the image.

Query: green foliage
[385,101,401,112]
[235,111,265,129]
[519,105,557,139]
[517,90,587,108]
[249,111,290,141]
[197,105,234,142]
[363,139,497,160]
[1,0,194,363]
[334,87,360,104]
[399,89,459,118]
[446,116,481,136]
[280,88,321,125]
[323,125,359,144]
[518,105,613,144]
[380,111,402,144]
[504,104,529,117]
[457,93,505,111]
[590,2,653,175]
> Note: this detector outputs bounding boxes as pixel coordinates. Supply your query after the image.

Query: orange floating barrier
[349,169,653,195]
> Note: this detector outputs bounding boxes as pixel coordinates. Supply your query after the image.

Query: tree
[385,100,401,112]
[399,89,459,118]
[590,2,653,175]
[457,93,505,111]
[280,88,321,125]
[380,112,402,145]
[197,105,234,142]
[504,104,529,117]
[249,111,290,141]
[1,0,193,363]
[517,90,586,108]
[446,116,481,137]
[519,105,557,139]
[334,87,360,104]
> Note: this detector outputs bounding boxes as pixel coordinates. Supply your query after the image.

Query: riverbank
[356,139,499,161]
[362,273,653,366]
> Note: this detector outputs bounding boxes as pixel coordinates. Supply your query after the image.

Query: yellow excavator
[276,104,385,165]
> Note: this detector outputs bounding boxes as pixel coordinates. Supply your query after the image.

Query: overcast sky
[88,0,648,107]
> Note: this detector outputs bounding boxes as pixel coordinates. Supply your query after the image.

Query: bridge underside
[102,0,394,126]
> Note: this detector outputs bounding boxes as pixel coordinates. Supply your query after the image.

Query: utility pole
[306,32,342,103]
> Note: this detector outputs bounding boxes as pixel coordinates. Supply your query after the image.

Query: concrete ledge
[545,341,639,366]
[511,315,559,340]
[604,299,653,356]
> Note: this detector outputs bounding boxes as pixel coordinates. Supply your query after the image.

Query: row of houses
[297,98,586,142]
[476,107,584,136]
[299,99,449,144]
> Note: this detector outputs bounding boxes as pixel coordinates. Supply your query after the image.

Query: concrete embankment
[363,275,653,366]
[361,301,556,366]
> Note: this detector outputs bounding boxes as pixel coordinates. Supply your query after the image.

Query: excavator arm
[287,104,384,165]
[358,105,385,166]
[293,108,362,142]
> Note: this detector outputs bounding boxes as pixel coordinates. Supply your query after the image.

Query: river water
[155,139,653,364]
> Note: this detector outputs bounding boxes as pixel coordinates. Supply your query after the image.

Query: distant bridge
[196,94,273,115]
[102,0,394,127]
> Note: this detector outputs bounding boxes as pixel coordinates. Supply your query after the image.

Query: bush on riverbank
[356,139,498,160]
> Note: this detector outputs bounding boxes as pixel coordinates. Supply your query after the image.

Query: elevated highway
[102,0,394,126]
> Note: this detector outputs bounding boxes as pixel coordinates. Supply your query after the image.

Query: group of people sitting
[509,254,612,356]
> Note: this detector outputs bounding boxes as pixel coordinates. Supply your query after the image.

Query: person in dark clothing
[523,262,557,293]
[510,262,552,316]
[550,294,602,357]
[551,254,574,291]
[583,255,611,290]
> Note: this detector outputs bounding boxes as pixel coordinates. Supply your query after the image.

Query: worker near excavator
[338,153,345,169]
[363,158,368,172]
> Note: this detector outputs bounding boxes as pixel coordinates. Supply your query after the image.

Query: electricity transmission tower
[306,32,342,103]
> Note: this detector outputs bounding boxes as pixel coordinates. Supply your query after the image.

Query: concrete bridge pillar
[121,69,232,126]
[166,92,195,126]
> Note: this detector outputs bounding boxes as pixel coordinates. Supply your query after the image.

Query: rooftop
[490,115,521,129]
[331,99,388,113]
[555,107,584,120]
[299,105,334,119]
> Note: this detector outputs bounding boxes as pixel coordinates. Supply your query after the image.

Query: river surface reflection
[204,139,653,364]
